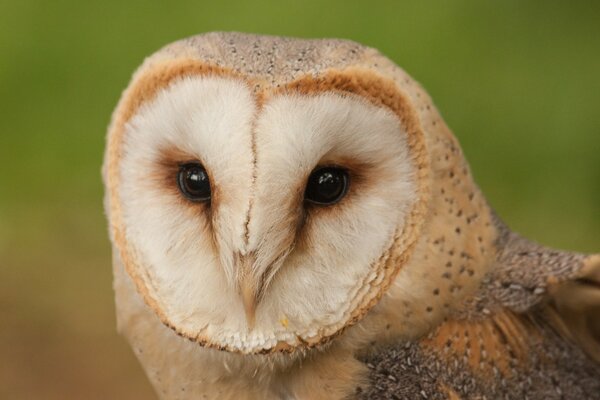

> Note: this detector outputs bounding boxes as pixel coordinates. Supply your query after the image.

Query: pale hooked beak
[234,236,295,331]
[236,253,259,330]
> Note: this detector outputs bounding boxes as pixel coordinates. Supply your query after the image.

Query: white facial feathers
[121,77,256,284]
[117,75,418,353]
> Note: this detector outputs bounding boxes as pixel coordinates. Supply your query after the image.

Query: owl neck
[349,123,501,346]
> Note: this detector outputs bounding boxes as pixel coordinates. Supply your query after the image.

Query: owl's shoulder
[358,307,600,399]
[357,224,600,399]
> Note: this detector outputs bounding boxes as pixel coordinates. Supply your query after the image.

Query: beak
[237,253,258,330]
[234,232,295,331]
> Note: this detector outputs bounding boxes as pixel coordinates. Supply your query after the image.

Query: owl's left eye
[304,166,349,205]
[177,163,211,202]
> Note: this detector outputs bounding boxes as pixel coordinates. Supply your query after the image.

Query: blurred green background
[0,1,598,399]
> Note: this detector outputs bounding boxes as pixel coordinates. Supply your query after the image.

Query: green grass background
[1,1,598,398]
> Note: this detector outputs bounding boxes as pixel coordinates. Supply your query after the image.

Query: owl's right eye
[177,163,211,202]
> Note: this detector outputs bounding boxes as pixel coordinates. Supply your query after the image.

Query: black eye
[177,163,211,202]
[304,167,349,205]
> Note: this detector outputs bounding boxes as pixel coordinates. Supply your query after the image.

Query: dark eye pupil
[178,163,211,202]
[304,167,349,205]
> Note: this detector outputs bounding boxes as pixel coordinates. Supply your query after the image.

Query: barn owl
[102,32,600,399]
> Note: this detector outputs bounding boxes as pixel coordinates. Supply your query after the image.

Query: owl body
[104,32,600,399]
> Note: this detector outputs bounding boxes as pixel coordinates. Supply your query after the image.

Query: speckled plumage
[358,222,600,399]
[103,32,600,399]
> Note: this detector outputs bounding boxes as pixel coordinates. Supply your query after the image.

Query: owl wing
[358,219,600,399]
[488,219,600,363]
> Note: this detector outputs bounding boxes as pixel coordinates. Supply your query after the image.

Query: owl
[102,32,600,399]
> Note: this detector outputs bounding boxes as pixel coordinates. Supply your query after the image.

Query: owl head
[102,32,479,355]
